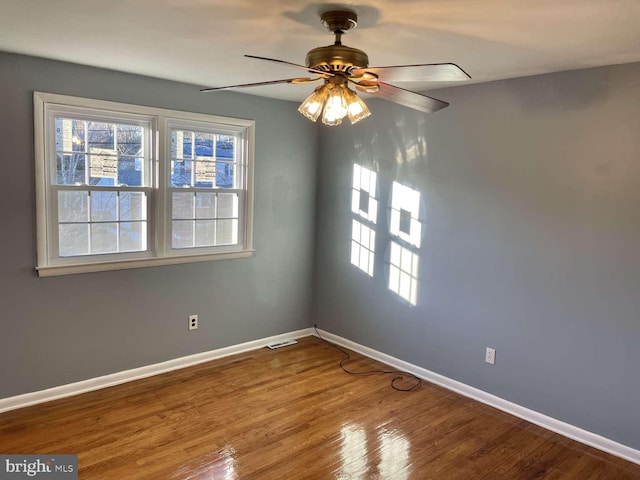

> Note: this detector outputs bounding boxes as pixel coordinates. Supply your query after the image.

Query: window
[52,116,150,258]
[168,122,245,250]
[350,164,378,276]
[35,93,254,276]
[388,181,422,305]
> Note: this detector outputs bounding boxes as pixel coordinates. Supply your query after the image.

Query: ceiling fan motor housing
[306,44,369,74]
[307,10,368,74]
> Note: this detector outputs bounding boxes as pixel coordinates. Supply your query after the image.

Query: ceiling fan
[201,10,471,126]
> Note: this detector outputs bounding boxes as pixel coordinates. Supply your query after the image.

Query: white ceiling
[1,0,639,101]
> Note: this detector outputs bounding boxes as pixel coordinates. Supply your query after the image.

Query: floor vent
[266,339,298,349]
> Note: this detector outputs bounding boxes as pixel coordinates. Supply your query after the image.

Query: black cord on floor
[313,325,422,392]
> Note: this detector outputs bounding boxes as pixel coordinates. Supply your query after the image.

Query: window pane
[194,161,215,187]
[171,130,190,159]
[196,193,216,219]
[58,191,89,223]
[88,122,114,150]
[195,132,214,159]
[195,220,215,247]
[91,223,118,254]
[172,220,194,248]
[88,150,118,185]
[120,222,146,252]
[55,118,85,153]
[171,160,193,187]
[117,157,143,186]
[216,162,235,188]
[56,153,86,185]
[172,192,194,219]
[218,193,238,218]
[59,224,89,257]
[120,192,146,221]
[117,125,143,156]
[91,192,118,221]
[217,135,235,160]
[216,219,238,245]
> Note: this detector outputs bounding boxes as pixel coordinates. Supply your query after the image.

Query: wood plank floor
[1,336,639,479]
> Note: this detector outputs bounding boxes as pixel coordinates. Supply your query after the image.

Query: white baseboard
[3,326,638,467]
[0,328,313,414]
[313,328,640,466]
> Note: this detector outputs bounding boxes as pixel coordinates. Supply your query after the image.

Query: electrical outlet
[485,347,496,365]
[188,314,198,331]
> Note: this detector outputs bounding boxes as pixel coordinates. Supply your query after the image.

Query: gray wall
[0,52,318,398]
[2,50,640,452]
[313,62,640,449]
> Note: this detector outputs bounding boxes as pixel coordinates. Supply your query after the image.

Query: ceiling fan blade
[244,55,334,77]
[357,81,449,114]
[352,63,470,83]
[200,77,319,92]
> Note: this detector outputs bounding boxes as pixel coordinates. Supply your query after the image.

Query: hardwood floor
[1,336,639,479]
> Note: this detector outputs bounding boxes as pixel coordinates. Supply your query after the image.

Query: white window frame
[34,92,255,277]
[165,118,248,256]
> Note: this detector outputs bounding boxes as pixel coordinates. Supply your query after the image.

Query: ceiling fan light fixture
[297,80,371,126]
[298,85,327,122]
[321,83,348,126]
[345,88,371,124]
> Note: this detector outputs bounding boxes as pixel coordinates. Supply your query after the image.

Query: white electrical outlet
[485,347,496,365]
[188,314,198,331]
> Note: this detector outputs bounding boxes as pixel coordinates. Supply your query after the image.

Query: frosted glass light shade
[298,86,327,122]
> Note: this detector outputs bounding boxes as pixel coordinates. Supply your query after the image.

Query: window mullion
[87,190,93,255]
[116,190,121,252]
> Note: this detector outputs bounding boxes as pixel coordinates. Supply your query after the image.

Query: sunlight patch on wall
[350,164,378,276]
[389,241,419,306]
[352,164,378,224]
[388,182,422,306]
[389,181,421,247]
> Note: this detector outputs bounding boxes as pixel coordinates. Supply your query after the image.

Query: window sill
[36,250,255,277]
